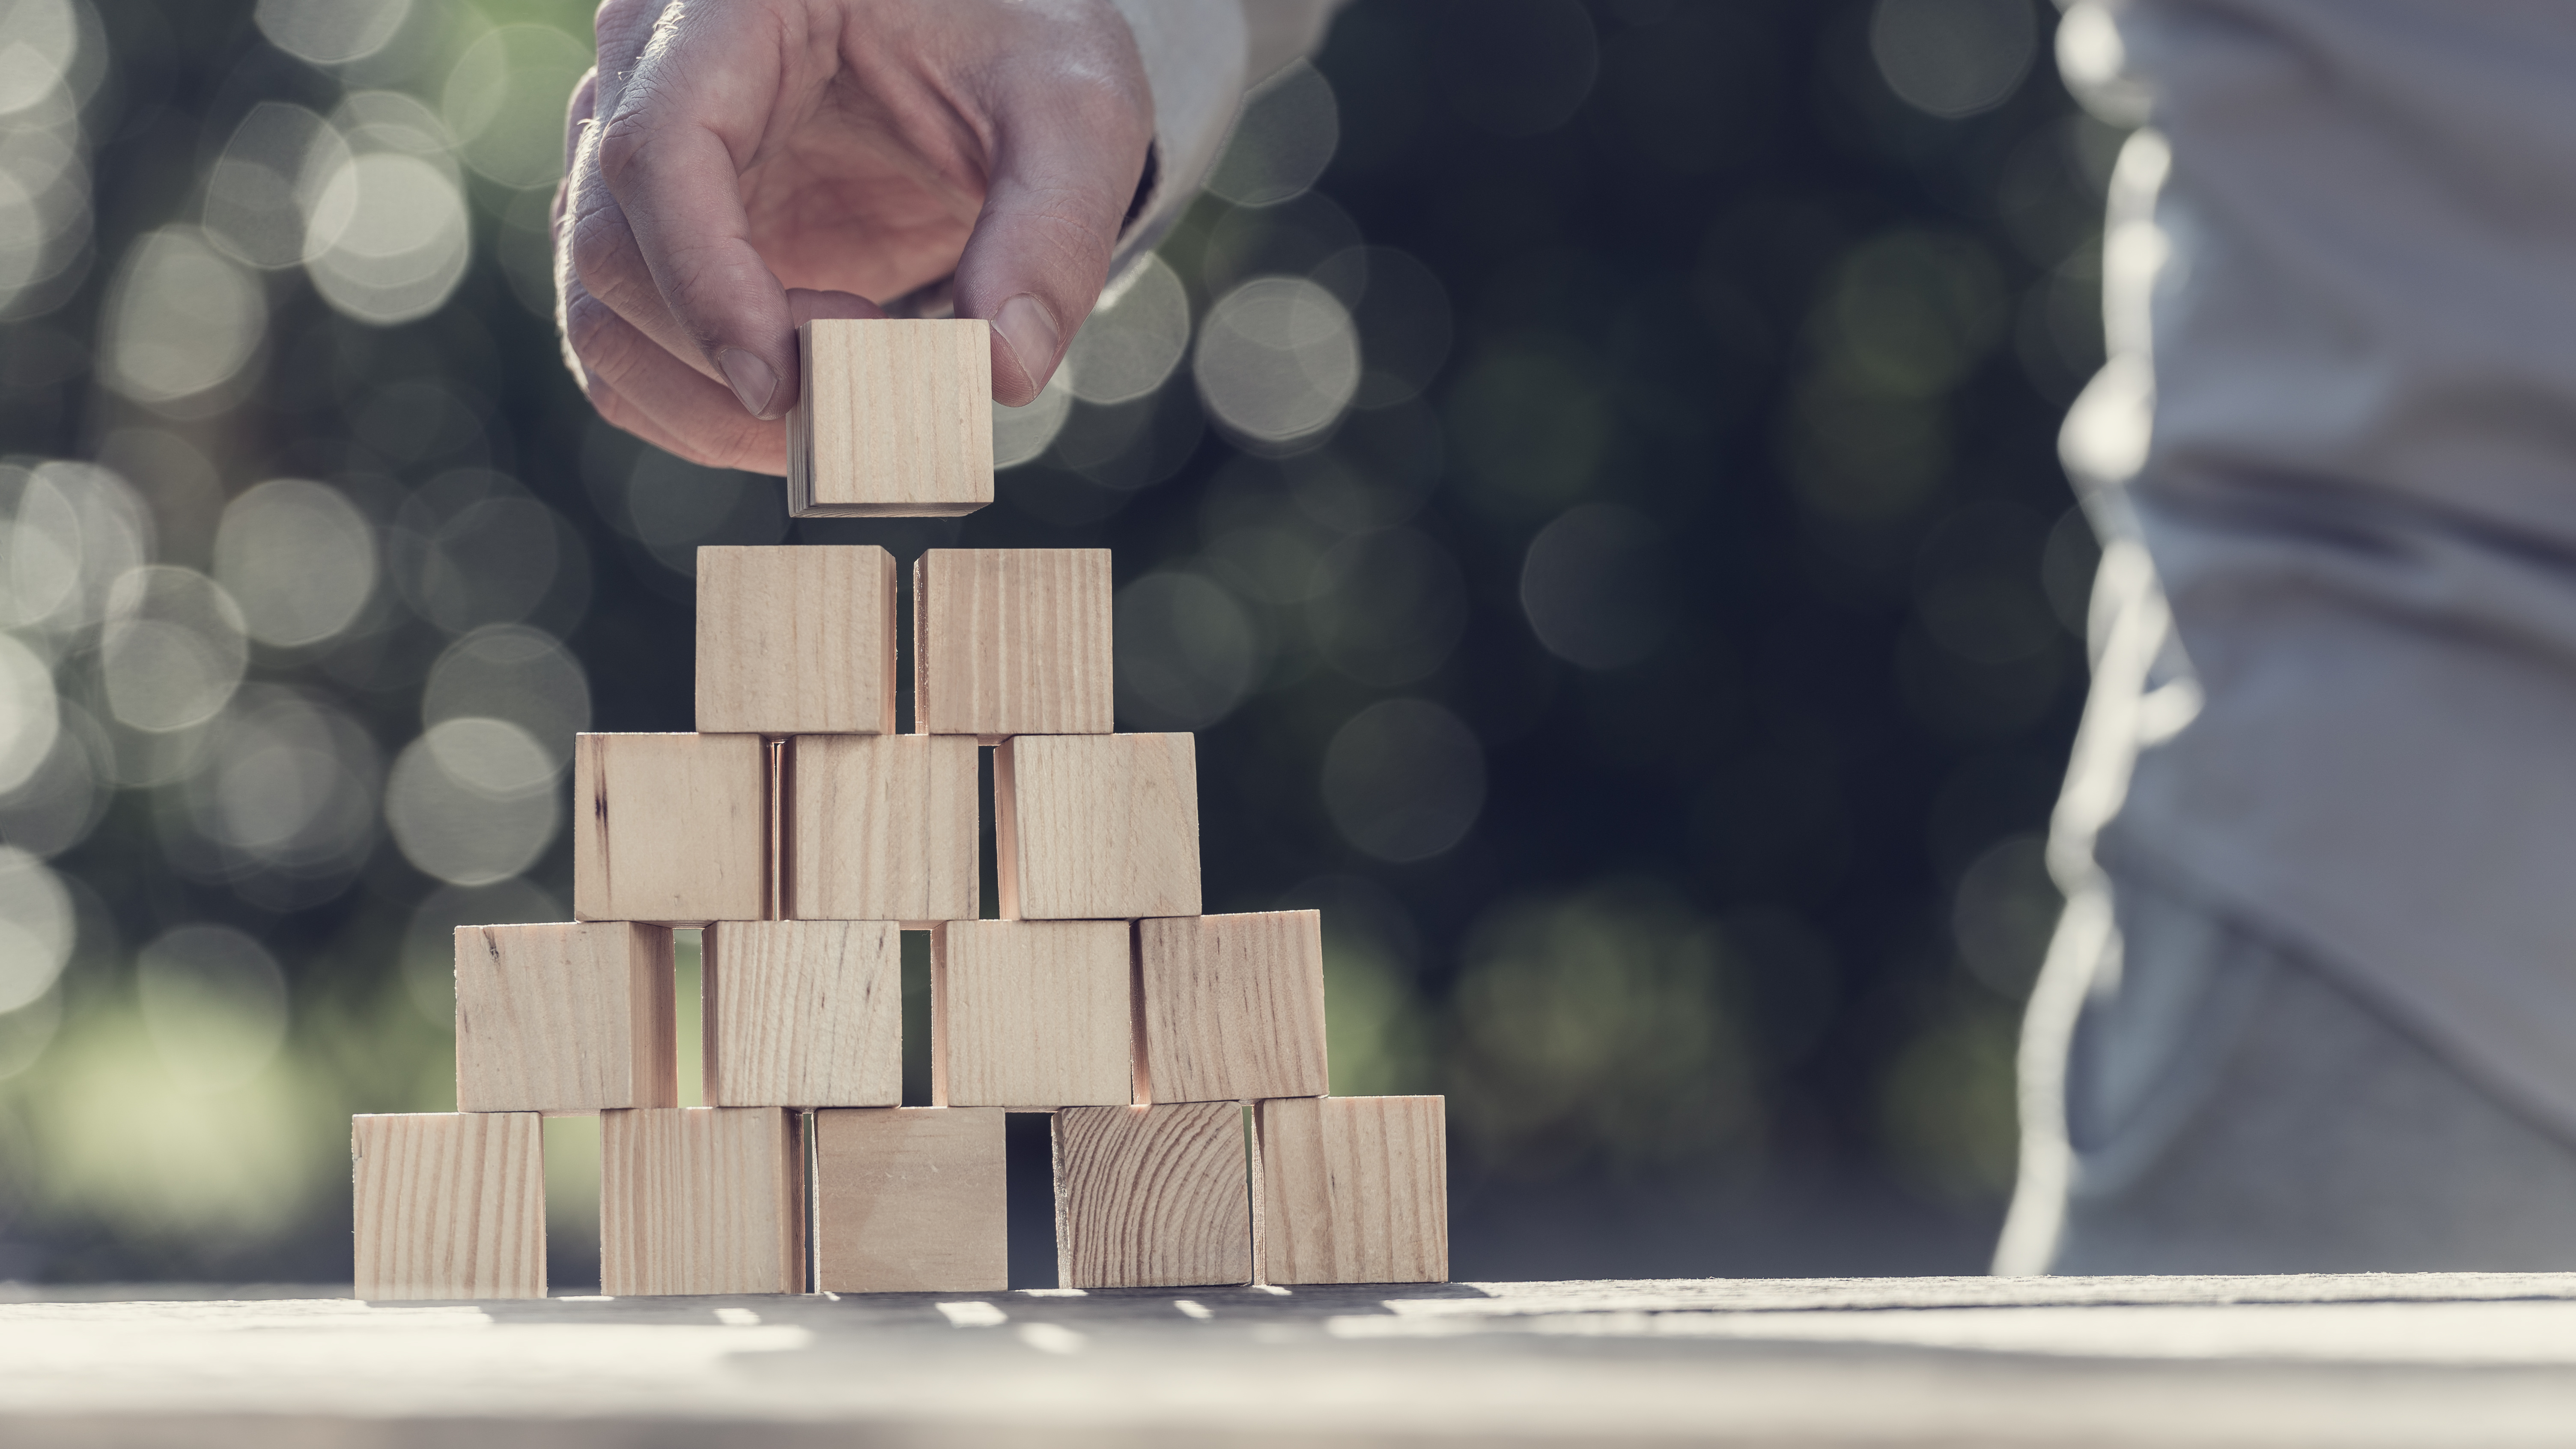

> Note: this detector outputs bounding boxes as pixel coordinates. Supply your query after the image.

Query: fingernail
[716,346,780,418]
[993,294,1063,393]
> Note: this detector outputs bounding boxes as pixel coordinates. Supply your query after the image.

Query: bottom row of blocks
[352,1097,1446,1300]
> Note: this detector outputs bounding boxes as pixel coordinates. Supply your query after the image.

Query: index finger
[593,5,799,420]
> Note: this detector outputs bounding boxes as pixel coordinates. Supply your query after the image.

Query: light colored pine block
[995,733,1200,920]
[600,1107,805,1296]
[787,319,992,518]
[704,920,900,1108]
[912,549,1113,736]
[455,922,677,1112]
[352,1112,545,1300]
[574,733,768,924]
[1053,1102,1250,1289]
[1255,1096,1449,1285]
[784,734,978,923]
[812,1106,1007,1292]
[695,545,895,735]
[1138,911,1328,1104]
[932,920,1133,1108]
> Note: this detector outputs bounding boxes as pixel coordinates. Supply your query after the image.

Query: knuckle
[561,290,632,370]
[594,0,660,45]
[593,110,656,187]
[566,206,638,289]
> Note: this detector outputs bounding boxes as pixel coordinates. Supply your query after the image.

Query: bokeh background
[0,0,2127,1284]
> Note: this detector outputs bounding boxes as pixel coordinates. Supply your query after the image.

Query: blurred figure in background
[2000,0,2576,1272]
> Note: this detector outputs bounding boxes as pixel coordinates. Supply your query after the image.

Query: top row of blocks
[788,319,993,520]
[698,546,1113,739]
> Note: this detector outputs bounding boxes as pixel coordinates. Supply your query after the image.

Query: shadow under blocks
[352,319,1448,1299]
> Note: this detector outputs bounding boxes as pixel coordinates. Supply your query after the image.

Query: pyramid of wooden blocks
[361,396,1449,1295]
[787,319,993,517]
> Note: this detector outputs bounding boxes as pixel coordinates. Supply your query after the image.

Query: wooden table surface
[7,1273,2576,1446]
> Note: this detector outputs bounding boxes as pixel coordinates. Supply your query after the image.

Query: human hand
[555,0,1154,473]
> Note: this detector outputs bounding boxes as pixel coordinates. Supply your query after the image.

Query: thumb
[950,107,1152,407]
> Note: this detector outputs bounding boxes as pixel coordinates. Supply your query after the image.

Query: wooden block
[1053,1102,1249,1288]
[574,733,768,924]
[995,733,1200,920]
[600,1107,805,1296]
[704,921,900,1107]
[1138,911,1328,1104]
[352,1112,545,1300]
[455,923,677,1112]
[932,920,1133,1108]
[787,319,992,518]
[695,545,895,735]
[784,734,978,923]
[811,1106,1007,1292]
[1255,1096,1448,1285]
[912,549,1113,736]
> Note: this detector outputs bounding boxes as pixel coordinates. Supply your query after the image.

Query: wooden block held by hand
[600,1107,805,1296]
[704,920,900,1107]
[353,1112,545,1300]
[913,549,1113,736]
[932,920,1132,1108]
[1054,1102,1249,1288]
[1139,911,1327,1104]
[812,1106,1007,1293]
[995,733,1200,920]
[455,922,676,1112]
[575,733,768,924]
[695,545,895,735]
[1255,1096,1448,1285]
[785,734,978,923]
[788,319,993,518]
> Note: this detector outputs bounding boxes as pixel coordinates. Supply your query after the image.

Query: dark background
[0,0,2112,1284]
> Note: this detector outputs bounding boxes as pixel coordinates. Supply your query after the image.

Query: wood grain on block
[574,733,769,924]
[695,545,895,735]
[785,733,978,922]
[352,1112,545,1300]
[812,1106,1007,1293]
[704,920,900,1108]
[787,319,992,518]
[454,922,677,1112]
[912,549,1113,736]
[1138,911,1328,1104]
[994,733,1200,920]
[600,1107,805,1296]
[1255,1096,1449,1285]
[931,920,1132,1108]
[1053,1102,1250,1289]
